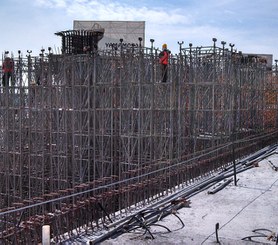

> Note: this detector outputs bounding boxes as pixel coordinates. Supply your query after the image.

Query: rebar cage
[0,42,277,243]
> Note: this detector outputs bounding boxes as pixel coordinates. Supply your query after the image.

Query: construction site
[0,24,278,244]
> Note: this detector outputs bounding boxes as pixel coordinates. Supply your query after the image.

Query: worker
[159,43,171,82]
[2,56,14,87]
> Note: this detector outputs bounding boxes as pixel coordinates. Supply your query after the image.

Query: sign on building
[73,20,145,50]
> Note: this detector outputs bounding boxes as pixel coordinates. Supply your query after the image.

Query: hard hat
[162,43,167,49]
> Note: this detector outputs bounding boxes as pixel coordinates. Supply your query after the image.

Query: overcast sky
[1,0,277,62]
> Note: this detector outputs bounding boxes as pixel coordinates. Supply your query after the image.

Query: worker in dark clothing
[159,43,171,82]
[2,56,14,87]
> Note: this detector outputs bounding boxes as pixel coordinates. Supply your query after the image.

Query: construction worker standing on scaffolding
[159,43,171,82]
[2,56,14,87]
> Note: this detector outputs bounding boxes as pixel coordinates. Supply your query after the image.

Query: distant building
[242,53,273,70]
[73,20,145,50]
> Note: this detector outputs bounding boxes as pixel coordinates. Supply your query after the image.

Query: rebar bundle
[0,40,277,244]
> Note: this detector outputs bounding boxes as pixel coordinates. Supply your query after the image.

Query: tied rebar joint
[150,39,155,52]
[221,41,226,54]
[138,37,143,48]
[178,41,184,53]
[212,38,217,46]
[229,43,235,53]
[27,50,32,57]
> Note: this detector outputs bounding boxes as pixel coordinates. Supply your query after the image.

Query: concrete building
[73,20,145,50]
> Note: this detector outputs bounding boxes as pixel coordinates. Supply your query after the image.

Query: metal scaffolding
[0,39,277,243]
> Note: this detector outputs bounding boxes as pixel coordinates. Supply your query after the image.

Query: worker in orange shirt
[159,43,171,82]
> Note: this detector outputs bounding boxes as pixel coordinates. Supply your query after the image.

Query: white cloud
[16,0,278,59]
[34,0,191,25]
[33,0,194,53]
[35,0,67,8]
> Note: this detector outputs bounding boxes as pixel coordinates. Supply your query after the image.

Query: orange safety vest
[159,50,169,65]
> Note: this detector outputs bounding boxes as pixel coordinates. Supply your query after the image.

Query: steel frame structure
[0,40,277,243]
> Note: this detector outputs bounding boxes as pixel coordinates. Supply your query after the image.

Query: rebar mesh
[0,42,277,243]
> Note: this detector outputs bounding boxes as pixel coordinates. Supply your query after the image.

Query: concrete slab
[101,153,278,245]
